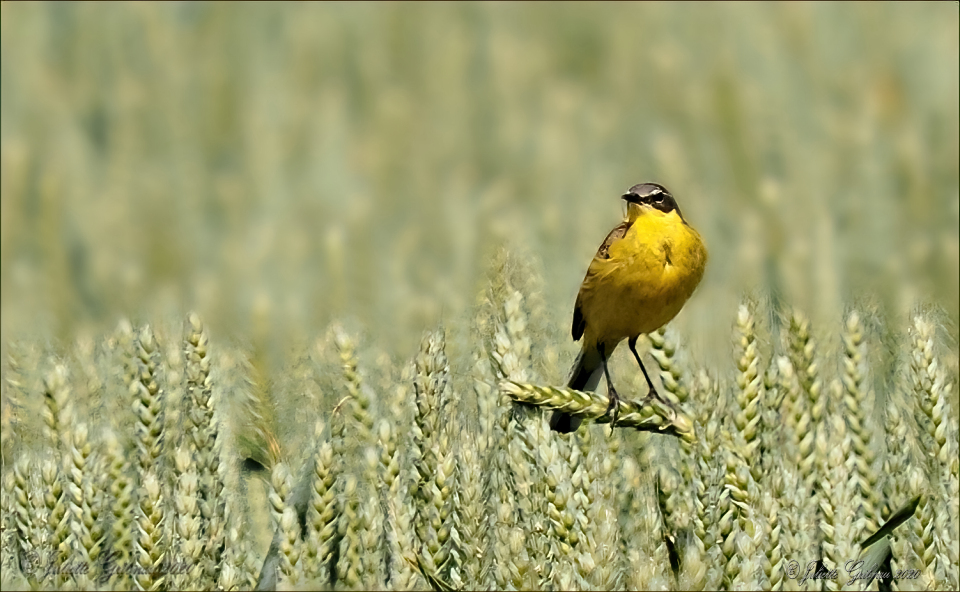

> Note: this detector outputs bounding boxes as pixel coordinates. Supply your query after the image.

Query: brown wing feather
[571,220,632,341]
[595,220,631,260]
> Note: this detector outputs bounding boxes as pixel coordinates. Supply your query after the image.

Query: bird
[549,182,707,433]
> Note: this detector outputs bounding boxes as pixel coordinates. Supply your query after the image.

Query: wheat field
[1,3,958,591]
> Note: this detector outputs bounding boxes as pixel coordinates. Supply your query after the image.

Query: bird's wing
[595,220,631,260]
[572,220,631,341]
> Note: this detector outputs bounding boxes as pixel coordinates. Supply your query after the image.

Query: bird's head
[622,182,684,222]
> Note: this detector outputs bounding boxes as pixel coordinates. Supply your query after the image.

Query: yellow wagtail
[550,183,707,433]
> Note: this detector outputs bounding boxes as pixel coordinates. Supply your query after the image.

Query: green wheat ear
[104,429,135,590]
[334,326,375,446]
[378,416,418,589]
[182,313,226,586]
[172,445,203,590]
[733,304,762,477]
[500,381,696,442]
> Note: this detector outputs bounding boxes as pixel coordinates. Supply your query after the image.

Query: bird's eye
[650,191,664,202]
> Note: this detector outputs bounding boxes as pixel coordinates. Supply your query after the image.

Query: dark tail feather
[549,345,603,433]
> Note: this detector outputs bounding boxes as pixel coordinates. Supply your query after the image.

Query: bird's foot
[605,389,621,431]
[643,386,672,409]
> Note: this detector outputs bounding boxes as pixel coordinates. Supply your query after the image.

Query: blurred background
[2,2,958,372]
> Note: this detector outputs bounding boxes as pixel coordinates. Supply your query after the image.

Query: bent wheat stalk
[500,381,695,442]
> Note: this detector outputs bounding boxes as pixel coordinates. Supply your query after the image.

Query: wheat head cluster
[1,255,958,591]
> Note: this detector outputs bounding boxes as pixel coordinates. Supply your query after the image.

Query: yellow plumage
[577,207,707,348]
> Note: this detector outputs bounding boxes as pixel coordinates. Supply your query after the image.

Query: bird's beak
[622,192,641,204]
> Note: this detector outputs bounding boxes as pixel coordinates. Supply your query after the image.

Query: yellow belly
[580,212,707,346]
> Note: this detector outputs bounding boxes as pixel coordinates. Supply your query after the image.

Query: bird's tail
[549,344,603,433]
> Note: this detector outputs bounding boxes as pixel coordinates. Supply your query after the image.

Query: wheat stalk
[500,381,695,442]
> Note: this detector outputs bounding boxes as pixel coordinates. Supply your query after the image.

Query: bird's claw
[644,386,671,408]
[605,389,621,431]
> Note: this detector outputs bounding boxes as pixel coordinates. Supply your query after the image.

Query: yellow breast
[581,210,707,345]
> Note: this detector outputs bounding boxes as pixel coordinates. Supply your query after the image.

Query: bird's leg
[628,336,667,405]
[599,343,621,429]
